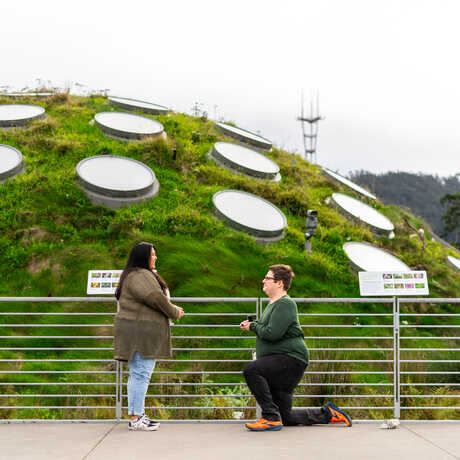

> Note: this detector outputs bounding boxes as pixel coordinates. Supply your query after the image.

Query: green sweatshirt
[249,295,309,364]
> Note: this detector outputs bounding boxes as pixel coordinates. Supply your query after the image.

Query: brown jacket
[114,269,179,361]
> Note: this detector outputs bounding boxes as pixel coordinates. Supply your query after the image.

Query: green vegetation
[0,93,459,421]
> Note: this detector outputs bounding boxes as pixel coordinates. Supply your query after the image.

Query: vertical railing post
[116,361,122,421]
[393,297,400,419]
[254,297,262,419]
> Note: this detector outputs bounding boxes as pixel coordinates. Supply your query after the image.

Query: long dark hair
[115,242,168,300]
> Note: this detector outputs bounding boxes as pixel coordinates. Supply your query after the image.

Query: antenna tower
[297,91,324,164]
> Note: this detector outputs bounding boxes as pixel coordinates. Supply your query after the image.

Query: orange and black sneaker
[326,402,352,427]
[245,418,283,431]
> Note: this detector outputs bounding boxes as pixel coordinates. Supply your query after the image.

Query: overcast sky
[2,0,460,177]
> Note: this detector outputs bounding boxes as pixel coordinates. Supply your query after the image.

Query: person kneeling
[240,264,352,431]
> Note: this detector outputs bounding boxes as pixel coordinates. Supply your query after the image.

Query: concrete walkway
[1,423,459,460]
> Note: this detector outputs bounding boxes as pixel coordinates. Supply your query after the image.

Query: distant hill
[349,171,460,244]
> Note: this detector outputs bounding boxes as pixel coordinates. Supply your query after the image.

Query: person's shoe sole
[246,425,283,431]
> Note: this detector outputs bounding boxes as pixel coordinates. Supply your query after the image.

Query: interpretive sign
[87,270,122,294]
[359,271,429,296]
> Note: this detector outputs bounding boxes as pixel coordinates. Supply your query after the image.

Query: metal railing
[0,297,458,423]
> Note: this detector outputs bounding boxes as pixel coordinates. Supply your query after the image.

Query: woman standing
[114,242,184,431]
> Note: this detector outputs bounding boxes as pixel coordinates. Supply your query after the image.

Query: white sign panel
[359,271,429,296]
[87,270,122,295]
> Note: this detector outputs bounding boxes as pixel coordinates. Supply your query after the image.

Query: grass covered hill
[0,93,459,299]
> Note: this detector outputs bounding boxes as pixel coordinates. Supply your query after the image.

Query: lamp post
[305,210,318,254]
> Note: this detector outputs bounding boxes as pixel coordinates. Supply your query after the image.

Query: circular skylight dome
[0,144,24,181]
[108,96,169,115]
[447,255,460,271]
[343,242,410,272]
[331,193,394,236]
[216,122,272,150]
[76,155,159,209]
[210,142,280,181]
[94,112,164,140]
[0,104,45,127]
[213,190,286,239]
[322,167,376,200]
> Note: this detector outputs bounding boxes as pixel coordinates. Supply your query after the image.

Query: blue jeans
[127,352,156,416]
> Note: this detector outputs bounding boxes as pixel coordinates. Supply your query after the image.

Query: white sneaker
[128,415,159,431]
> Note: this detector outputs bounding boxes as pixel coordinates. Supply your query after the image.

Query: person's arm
[249,300,296,342]
[128,271,180,320]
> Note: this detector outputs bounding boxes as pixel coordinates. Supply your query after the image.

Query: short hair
[269,264,295,290]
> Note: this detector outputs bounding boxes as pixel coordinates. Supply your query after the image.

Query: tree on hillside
[441,192,460,246]
[349,171,460,243]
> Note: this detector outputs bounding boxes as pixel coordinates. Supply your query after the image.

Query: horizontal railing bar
[171,348,253,351]
[0,359,394,366]
[290,298,395,303]
[401,360,460,363]
[0,297,456,304]
[398,298,460,303]
[0,395,115,398]
[0,297,258,303]
[401,383,460,386]
[0,313,116,316]
[304,337,393,339]
[180,313,256,316]
[401,348,459,351]
[118,371,394,375]
[0,371,115,374]
[0,325,114,328]
[0,382,395,387]
[0,383,117,386]
[299,383,393,386]
[0,359,115,362]
[0,348,114,350]
[401,326,460,328]
[172,298,258,302]
[400,314,460,317]
[141,406,393,410]
[301,326,394,328]
[0,298,116,302]
[0,336,114,339]
[298,313,393,316]
[0,313,253,317]
[400,395,460,398]
[140,394,395,399]
[0,406,115,409]
[139,406,256,410]
[400,337,460,340]
[401,372,460,374]
[400,407,460,410]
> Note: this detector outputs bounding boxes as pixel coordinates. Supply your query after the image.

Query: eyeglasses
[263,276,276,281]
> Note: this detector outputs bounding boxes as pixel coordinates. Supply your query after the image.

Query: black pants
[243,354,332,425]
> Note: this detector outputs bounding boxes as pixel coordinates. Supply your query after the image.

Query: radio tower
[297,91,324,164]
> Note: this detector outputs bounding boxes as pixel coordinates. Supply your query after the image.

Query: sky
[2,0,460,177]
